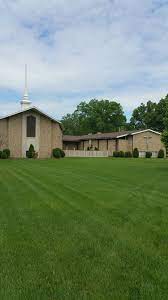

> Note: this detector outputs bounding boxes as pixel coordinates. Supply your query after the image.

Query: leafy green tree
[130,95,168,132]
[155,95,168,131]
[130,103,147,129]
[62,99,126,135]
[161,131,168,157]
[130,101,157,130]
[161,98,168,157]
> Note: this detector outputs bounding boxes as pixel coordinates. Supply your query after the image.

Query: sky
[0,0,168,120]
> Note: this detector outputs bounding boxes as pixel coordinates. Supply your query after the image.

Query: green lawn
[0,158,168,299]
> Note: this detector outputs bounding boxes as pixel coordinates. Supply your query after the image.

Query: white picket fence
[64,150,111,157]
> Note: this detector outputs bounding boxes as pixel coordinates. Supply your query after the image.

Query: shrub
[146,151,152,158]
[52,148,62,158]
[119,151,125,157]
[133,148,139,158]
[1,151,7,159]
[26,144,35,158]
[113,151,119,157]
[158,149,164,158]
[113,151,125,157]
[125,151,132,158]
[3,148,10,158]
[60,149,65,158]
[0,150,2,159]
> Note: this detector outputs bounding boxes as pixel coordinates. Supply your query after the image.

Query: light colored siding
[117,139,128,152]
[8,115,22,158]
[39,116,52,158]
[127,136,133,152]
[0,119,8,149]
[99,140,108,151]
[108,140,116,153]
[133,131,164,152]
[51,122,62,150]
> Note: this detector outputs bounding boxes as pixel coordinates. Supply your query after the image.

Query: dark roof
[63,135,82,142]
[63,129,161,142]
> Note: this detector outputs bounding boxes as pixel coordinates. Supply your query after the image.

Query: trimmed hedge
[113,151,132,158]
[0,149,10,159]
[3,149,10,158]
[146,151,152,158]
[113,151,119,157]
[119,151,125,157]
[52,148,65,159]
[133,148,139,158]
[1,151,8,159]
[125,151,132,158]
[158,149,164,158]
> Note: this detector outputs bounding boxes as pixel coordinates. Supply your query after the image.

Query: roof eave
[0,106,63,130]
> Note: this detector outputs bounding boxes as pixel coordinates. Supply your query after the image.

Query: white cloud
[0,0,168,119]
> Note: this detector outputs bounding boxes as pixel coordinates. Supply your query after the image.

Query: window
[27,115,36,137]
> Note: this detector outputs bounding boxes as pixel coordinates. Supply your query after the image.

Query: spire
[20,64,32,110]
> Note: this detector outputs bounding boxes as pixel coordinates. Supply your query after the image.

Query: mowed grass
[0,158,168,299]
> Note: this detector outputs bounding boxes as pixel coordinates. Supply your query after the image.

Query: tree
[130,101,157,130]
[161,131,168,157]
[155,95,168,131]
[62,99,126,135]
[161,97,168,157]
[130,103,147,129]
[130,95,168,132]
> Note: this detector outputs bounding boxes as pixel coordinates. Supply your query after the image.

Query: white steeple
[20,64,32,110]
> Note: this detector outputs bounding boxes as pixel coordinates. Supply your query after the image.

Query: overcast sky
[0,0,168,120]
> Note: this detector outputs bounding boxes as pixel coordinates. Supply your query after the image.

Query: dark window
[27,115,36,137]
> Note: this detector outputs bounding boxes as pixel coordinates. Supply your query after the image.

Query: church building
[0,66,62,158]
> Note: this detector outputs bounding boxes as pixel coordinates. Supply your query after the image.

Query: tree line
[61,94,168,135]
